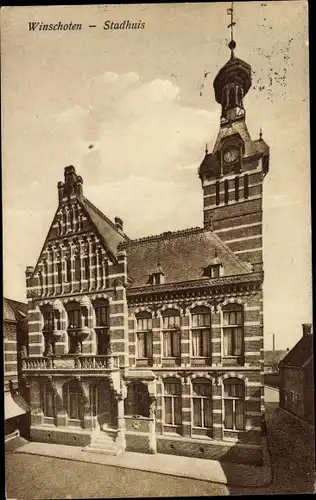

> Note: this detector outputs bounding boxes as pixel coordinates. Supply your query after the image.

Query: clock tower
[198,6,269,273]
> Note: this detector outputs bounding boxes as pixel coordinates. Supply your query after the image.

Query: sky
[1,1,311,350]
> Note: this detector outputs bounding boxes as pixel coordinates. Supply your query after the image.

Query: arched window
[136,312,153,359]
[191,306,211,358]
[192,379,212,429]
[164,378,182,426]
[63,379,84,422]
[224,378,245,430]
[41,381,55,418]
[222,303,244,357]
[224,179,229,205]
[124,382,150,417]
[162,309,181,358]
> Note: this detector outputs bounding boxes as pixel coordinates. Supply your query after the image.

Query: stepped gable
[121,227,251,289]
[81,197,129,260]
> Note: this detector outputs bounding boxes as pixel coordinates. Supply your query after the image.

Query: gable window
[57,261,62,284]
[191,307,211,357]
[83,256,90,281]
[164,379,182,426]
[74,256,81,281]
[162,310,181,358]
[136,314,153,359]
[222,304,244,357]
[65,257,71,283]
[192,379,212,428]
[224,378,245,431]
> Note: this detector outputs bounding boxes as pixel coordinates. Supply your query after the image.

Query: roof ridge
[82,197,118,231]
[119,227,203,246]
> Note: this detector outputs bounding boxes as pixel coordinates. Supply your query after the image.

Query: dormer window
[149,260,165,285]
[203,257,223,279]
[210,264,221,278]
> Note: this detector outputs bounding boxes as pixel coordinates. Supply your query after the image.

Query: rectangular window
[223,309,244,356]
[164,383,181,425]
[65,258,71,282]
[163,331,180,357]
[215,181,220,205]
[137,332,153,358]
[192,384,212,428]
[68,309,81,329]
[69,393,79,419]
[42,386,54,418]
[224,382,245,430]
[192,313,211,357]
[95,306,108,327]
[43,311,54,331]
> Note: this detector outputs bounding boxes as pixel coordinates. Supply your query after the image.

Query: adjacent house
[4,298,30,440]
[279,324,314,425]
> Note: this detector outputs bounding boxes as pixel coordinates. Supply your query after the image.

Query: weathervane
[227,2,236,58]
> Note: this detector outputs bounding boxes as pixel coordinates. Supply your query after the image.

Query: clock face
[223,146,239,163]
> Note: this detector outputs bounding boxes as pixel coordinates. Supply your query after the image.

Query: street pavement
[5,387,315,497]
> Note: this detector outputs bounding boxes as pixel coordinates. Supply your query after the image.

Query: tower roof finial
[259,127,263,140]
[227,2,236,59]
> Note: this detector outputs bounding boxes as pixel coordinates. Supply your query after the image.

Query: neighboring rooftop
[4,298,28,322]
[264,350,288,367]
[280,334,313,368]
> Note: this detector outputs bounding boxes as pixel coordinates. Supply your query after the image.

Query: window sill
[223,428,245,433]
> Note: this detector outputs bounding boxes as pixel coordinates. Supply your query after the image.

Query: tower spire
[227,2,236,59]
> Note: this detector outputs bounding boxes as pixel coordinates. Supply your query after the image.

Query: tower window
[215,181,220,205]
[244,174,249,199]
[224,180,229,205]
[235,177,239,201]
[57,261,62,284]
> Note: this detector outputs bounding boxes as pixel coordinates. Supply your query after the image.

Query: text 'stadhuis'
[23,31,269,464]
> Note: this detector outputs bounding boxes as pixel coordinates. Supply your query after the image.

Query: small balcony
[22,355,120,372]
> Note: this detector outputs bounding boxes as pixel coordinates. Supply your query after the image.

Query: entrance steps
[84,429,121,456]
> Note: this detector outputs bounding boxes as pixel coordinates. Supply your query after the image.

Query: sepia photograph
[2,1,314,497]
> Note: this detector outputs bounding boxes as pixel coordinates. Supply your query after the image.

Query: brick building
[22,33,269,464]
[279,324,314,425]
[4,298,30,440]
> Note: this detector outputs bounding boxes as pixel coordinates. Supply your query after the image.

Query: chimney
[302,323,312,337]
[114,216,123,231]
